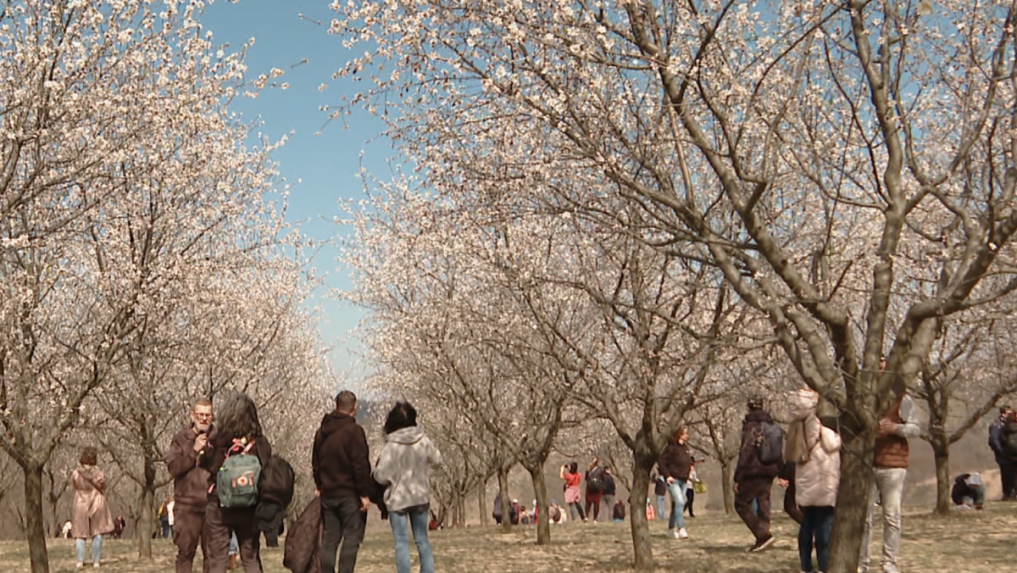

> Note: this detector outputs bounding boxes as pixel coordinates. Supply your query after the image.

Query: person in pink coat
[71,447,114,568]
[787,389,841,573]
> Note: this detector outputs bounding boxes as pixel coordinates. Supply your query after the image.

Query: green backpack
[217,440,261,508]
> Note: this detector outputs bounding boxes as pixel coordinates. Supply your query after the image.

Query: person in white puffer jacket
[787,389,842,573]
[373,402,442,573]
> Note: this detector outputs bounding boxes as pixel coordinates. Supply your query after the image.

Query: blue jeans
[799,506,834,573]
[667,481,686,530]
[76,535,102,564]
[389,505,434,573]
[655,495,667,522]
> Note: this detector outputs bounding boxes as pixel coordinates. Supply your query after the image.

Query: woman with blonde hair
[71,447,114,568]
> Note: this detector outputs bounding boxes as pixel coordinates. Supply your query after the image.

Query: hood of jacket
[386,426,424,445]
[744,409,774,424]
[787,389,820,421]
[319,411,357,439]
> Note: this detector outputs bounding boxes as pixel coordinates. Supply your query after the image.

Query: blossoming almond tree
[332,1,1017,569]
[0,1,300,570]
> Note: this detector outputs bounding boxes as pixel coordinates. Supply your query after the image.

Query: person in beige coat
[787,389,841,573]
[71,447,114,568]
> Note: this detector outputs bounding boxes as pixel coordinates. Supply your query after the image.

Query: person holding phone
[168,397,216,573]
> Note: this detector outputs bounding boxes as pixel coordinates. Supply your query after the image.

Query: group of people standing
[712,381,917,573]
[557,457,618,523]
[160,390,440,573]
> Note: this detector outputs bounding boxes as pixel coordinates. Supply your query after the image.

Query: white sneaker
[678,528,688,538]
[668,527,676,538]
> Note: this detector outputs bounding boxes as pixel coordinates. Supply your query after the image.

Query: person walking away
[858,359,921,573]
[657,427,693,539]
[72,446,114,568]
[168,397,215,573]
[584,458,605,521]
[492,492,503,525]
[601,467,617,520]
[950,473,986,509]
[373,401,442,573]
[159,497,172,538]
[559,462,586,522]
[199,392,272,573]
[651,467,668,522]
[684,463,699,518]
[314,390,374,573]
[988,406,1015,500]
[734,396,782,552]
[787,389,841,573]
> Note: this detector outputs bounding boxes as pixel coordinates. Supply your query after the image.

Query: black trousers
[320,496,367,573]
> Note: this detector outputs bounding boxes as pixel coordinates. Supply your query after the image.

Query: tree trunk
[478,480,487,527]
[137,488,155,558]
[528,465,550,545]
[25,462,51,573]
[497,468,512,533]
[931,433,951,516]
[720,460,735,515]
[827,430,874,573]
[629,453,655,570]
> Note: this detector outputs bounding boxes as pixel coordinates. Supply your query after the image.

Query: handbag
[693,481,707,494]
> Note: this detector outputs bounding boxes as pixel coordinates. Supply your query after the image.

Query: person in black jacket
[988,406,1015,500]
[198,393,272,573]
[733,397,781,553]
[313,390,373,573]
[951,473,985,509]
[657,427,693,539]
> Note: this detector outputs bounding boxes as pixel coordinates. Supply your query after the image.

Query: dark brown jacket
[658,441,693,482]
[168,424,216,507]
[312,411,373,500]
[874,398,909,469]
[734,410,781,483]
[199,431,272,503]
[283,497,322,573]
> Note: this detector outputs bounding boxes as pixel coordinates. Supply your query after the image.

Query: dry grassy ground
[4,502,1015,573]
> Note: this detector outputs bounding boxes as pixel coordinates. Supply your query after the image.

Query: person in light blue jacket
[373,402,443,573]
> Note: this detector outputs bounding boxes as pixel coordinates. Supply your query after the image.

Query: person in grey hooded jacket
[373,402,442,573]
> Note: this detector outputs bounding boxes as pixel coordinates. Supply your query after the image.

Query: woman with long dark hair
[373,402,442,573]
[199,392,272,573]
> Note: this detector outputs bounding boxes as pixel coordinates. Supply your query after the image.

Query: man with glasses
[168,398,216,573]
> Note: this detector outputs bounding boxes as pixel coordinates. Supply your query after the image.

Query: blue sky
[199,0,390,390]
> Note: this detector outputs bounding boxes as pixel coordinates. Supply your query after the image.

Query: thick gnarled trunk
[827,430,874,573]
[629,453,656,570]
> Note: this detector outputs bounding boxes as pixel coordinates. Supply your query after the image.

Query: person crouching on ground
[373,402,442,573]
[787,389,841,573]
[951,473,986,510]
[198,392,272,573]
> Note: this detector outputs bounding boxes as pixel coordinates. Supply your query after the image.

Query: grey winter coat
[372,426,442,513]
